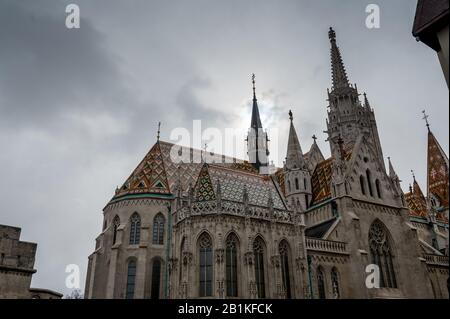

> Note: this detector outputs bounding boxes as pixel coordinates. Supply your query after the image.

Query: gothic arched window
[126,259,137,299]
[375,179,382,199]
[129,213,141,245]
[366,169,374,197]
[152,213,165,245]
[279,240,292,299]
[331,267,340,299]
[112,216,120,245]
[288,180,291,193]
[368,220,397,288]
[253,237,266,298]
[199,233,213,297]
[317,266,326,299]
[225,233,239,297]
[295,178,299,190]
[151,259,161,299]
[304,178,307,190]
[360,175,366,195]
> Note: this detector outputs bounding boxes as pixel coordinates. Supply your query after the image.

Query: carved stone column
[244,251,256,298]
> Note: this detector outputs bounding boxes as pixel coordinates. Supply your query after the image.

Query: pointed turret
[329,27,350,90]
[283,110,311,212]
[285,110,305,170]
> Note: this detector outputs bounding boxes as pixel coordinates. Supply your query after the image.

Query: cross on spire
[252,73,256,100]
[422,110,430,132]
[157,121,161,141]
[312,134,318,143]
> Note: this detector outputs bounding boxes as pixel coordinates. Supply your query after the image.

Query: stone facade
[0,224,62,299]
[85,28,449,299]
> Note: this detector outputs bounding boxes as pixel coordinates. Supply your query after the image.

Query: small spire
[285,110,305,169]
[363,92,370,108]
[387,157,399,180]
[422,110,431,132]
[411,169,416,182]
[157,121,161,141]
[250,73,262,129]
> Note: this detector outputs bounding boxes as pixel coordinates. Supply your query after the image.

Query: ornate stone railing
[174,199,296,224]
[305,237,348,255]
[424,254,449,266]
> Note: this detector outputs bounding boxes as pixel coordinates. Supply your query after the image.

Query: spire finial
[157,121,161,141]
[328,27,336,42]
[422,110,431,132]
[411,169,416,182]
[312,134,318,143]
[289,110,293,122]
[252,73,256,100]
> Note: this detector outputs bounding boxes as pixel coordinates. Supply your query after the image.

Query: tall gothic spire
[285,110,305,170]
[329,27,350,90]
[251,73,262,129]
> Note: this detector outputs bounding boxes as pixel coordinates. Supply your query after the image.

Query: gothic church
[85,28,449,299]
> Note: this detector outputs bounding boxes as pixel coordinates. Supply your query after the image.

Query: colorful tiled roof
[427,130,449,209]
[193,164,287,210]
[310,151,352,206]
[405,181,428,219]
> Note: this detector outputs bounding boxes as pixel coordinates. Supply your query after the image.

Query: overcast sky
[0,0,448,296]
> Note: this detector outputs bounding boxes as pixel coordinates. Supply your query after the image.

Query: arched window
[331,267,340,299]
[360,176,366,195]
[198,233,213,297]
[152,213,165,245]
[287,180,291,193]
[151,259,161,299]
[304,178,307,190]
[129,213,141,245]
[366,169,373,197]
[368,220,397,288]
[112,216,120,245]
[279,240,292,299]
[317,266,326,299]
[126,259,137,299]
[253,237,266,298]
[375,179,382,198]
[295,178,299,190]
[225,233,239,297]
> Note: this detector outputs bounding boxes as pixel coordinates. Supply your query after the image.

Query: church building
[84,28,449,299]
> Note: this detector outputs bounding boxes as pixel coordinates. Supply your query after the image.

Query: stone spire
[388,157,399,180]
[329,27,350,90]
[250,73,263,129]
[247,74,269,172]
[285,110,305,170]
[363,92,371,109]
